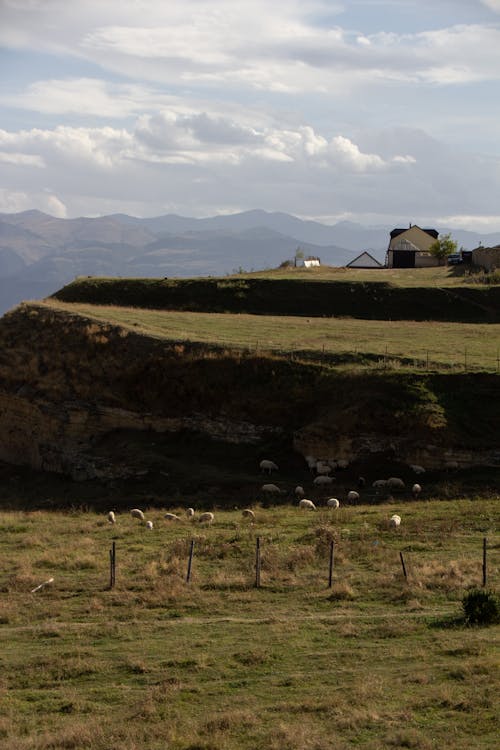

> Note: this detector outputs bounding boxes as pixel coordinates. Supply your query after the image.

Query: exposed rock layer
[0,303,498,481]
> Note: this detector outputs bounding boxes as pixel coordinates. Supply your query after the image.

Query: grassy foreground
[1,498,498,749]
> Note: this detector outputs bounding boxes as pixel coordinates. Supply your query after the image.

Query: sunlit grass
[40,300,500,372]
[0,499,498,749]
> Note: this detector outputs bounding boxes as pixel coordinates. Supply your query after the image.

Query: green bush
[462,588,500,625]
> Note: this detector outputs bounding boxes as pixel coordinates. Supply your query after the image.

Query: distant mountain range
[0,208,498,316]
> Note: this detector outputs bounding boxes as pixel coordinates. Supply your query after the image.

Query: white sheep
[261,483,282,494]
[198,511,215,524]
[107,511,116,524]
[410,464,425,474]
[164,512,181,521]
[242,509,255,520]
[186,507,195,518]
[389,514,401,527]
[260,459,279,474]
[412,483,422,499]
[299,498,317,510]
[316,461,332,475]
[295,485,305,498]
[305,455,317,472]
[347,490,360,503]
[327,498,340,508]
[387,477,405,490]
[372,479,387,488]
[146,520,154,530]
[130,508,145,521]
[313,476,333,486]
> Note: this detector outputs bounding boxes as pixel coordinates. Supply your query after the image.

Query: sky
[1,0,500,230]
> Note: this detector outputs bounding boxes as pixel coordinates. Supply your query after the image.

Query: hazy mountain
[0,208,497,316]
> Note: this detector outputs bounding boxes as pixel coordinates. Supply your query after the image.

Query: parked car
[447,253,463,265]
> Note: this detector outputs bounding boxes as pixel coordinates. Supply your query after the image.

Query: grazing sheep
[389,514,401,527]
[372,479,387,488]
[410,464,425,475]
[387,477,405,490]
[198,511,215,524]
[146,520,154,530]
[242,509,255,520]
[412,483,422,499]
[327,498,340,508]
[186,507,195,518]
[261,483,282,494]
[299,498,317,510]
[130,508,145,521]
[295,485,305,498]
[347,490,360,503]
[164,512,181,521]
[107,511,116,524]
[260,459,279,474]
[316,461,332,475]
[336,459,349,469]
[313,476,333,486]
[305,455,317,472]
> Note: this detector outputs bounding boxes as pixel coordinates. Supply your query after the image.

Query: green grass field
[1,499,498,749]
[43,300,500,372]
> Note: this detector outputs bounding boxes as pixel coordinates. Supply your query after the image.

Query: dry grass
[40,299,500,372]
[0,499,498,749]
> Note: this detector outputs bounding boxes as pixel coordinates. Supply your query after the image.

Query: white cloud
[2,1,500,96]
[0,188,67,217]
[0,151,45,167]
[328,136,386,171]
[481,0,500,12]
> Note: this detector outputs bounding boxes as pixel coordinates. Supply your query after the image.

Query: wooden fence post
[328,540,335,588]
[482,537,487,588]
[255,537,261,588]
[399,551,408,582]
[109,541,116,589]
[186,539,195,583]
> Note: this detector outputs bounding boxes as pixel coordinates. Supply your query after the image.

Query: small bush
[462,588,500,625]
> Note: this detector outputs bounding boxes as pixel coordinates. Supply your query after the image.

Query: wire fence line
[176,336,500,373]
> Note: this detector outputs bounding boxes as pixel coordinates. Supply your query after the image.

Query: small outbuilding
[346,251,383,269]
[296,256,321,268]
[472,245,500,271]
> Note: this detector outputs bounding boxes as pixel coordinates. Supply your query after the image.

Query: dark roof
[390,227,438,239]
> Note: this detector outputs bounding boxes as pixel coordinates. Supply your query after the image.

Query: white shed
[297,257,321,268]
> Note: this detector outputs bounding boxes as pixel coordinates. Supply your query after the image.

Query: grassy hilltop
[52,266,500,322]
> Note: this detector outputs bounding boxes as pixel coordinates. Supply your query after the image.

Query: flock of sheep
[259,456,423,507]
[107,455,424,529]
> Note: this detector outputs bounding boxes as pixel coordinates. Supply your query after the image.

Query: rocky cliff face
[0,302,498,486]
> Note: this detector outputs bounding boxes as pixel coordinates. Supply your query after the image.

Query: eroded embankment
[0,303,498,496]
[52,276,500,322]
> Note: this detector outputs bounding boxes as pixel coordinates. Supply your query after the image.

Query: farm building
[346,251,383,269]
[386,225,439,268]
[472,245,500,271]
[296,257,320,268]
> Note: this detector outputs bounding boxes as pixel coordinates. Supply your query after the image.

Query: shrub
[462,588,500,625]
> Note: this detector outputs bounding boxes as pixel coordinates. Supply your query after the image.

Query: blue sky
[1,0,500,230]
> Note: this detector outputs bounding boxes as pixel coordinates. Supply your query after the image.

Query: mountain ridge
[1,208,499,316]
